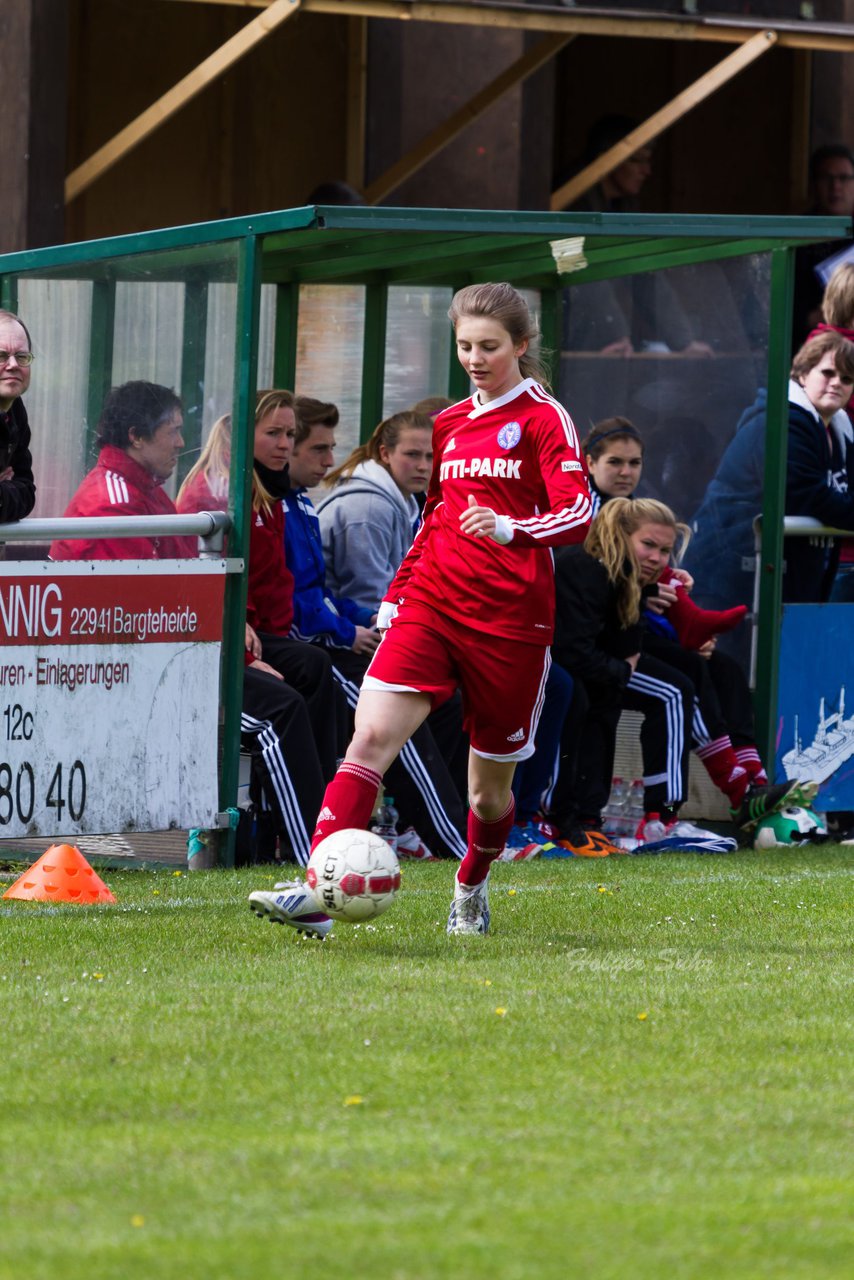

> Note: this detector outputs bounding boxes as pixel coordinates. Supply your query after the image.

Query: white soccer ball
[306,829,401,922]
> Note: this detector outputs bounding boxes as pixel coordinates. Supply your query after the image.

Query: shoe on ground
[533,815,562,841]
[249,881,333,939]
[499,822,555,861]
[447,874,490,935]
[785,779,820,809]
[396,826,439,860]
[730,780,801,831]
[548,826,621,858]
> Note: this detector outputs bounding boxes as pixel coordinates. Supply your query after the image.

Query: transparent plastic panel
[296,284,365,467]
[382,286,453,417]
[560,253,772,671]
[6,241,241,556]
[113,282,185,391]
[257,284,277,391]
[15,277,93,520]
[200,281,238,440]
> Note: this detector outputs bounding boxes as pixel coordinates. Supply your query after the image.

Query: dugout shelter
[0,204,848,859]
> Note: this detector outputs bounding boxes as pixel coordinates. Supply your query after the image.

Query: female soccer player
[283,283,592,935]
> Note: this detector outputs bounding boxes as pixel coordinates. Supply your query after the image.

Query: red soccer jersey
[384,378,591,645]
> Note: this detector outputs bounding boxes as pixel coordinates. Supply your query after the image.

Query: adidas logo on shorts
[316,806,335,823]
[506,727,525,742]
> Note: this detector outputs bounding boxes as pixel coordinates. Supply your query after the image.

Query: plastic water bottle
[642,814,668,842]
[628,779,646,823]
[604,777,630,837]
[374,795,400,854]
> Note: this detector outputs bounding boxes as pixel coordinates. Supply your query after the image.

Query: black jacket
[687,381,854,606]
[0,398,36,522]
[552,545,642,699]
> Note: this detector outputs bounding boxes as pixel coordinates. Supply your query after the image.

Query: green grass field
[1,848,851,1280]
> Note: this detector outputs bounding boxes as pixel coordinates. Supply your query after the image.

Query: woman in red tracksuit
[253,283,592,936]
[178,392,342,865]
[51,381,197,561]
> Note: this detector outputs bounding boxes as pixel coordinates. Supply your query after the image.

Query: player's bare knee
[468,785,512,822]
[347,722,394,772]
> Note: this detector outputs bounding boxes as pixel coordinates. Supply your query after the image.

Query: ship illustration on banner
[781,686,854,785]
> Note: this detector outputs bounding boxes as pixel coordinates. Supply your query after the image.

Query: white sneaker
[396,826,439,860]
[249,881,333,939]
[446,873,490,935]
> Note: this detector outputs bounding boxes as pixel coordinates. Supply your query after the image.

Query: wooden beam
[789,49,812,213]
[550,29,778,211]
[64,0,303,204]
[164,1,854,55]
[346,14,368,192]
[364,33,572,205]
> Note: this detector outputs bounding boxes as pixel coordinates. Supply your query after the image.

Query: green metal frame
[218,235,263,866]
[86,278,116,465]
[753,247,796,765]
[178,277,209,487]
[360,283,388,440]
[1,205,849,851]
[273,282,299,391]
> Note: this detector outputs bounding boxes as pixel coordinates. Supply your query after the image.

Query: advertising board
[0,561,224,837]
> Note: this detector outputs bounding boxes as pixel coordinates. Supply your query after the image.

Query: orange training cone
[3,844,116,904]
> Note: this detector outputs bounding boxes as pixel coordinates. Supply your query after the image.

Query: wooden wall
[66,0,351,241]
[551,35,804,216]
[0,2,852,248]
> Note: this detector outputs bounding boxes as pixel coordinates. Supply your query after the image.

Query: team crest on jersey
[497,421,522,450]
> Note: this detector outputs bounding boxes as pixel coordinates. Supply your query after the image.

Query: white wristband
[489,515,514,546]
[377,600,399,631]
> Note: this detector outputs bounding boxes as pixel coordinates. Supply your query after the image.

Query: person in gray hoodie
[317,409,433,610]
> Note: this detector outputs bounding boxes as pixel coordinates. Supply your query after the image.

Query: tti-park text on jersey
[439,458,522,481]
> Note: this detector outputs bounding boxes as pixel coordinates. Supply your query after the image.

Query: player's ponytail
[324,410,433,487]
[585,498,642,627]
[449,283,551,388]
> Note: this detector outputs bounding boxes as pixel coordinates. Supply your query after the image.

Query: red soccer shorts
[362,599,550,761]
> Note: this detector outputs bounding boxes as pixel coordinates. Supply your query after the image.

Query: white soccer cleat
[249,881,333,939]
[446,874,490,935]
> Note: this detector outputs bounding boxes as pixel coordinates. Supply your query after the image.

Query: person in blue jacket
[687,330,854,631]
[285,395,468,861]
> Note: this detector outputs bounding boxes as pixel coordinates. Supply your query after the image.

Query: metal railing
[750,514,851,683]
[0,511,233,558]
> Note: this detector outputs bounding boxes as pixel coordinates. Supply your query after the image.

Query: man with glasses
[0,310,36,523]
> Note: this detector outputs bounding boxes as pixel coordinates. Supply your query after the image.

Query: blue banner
[775,603,854,809]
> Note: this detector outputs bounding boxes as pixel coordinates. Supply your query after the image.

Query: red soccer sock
[734,745,768,785]
[664,582,747,652]
[695,736,749,806]
[311,761,382,853]
[458,798,516,887]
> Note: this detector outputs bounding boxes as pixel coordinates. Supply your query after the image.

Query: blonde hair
[177,389,295,515]
[585,497,691,627]
[324,410,432,486]
[822,263,854,328]
[448,283,550,387]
